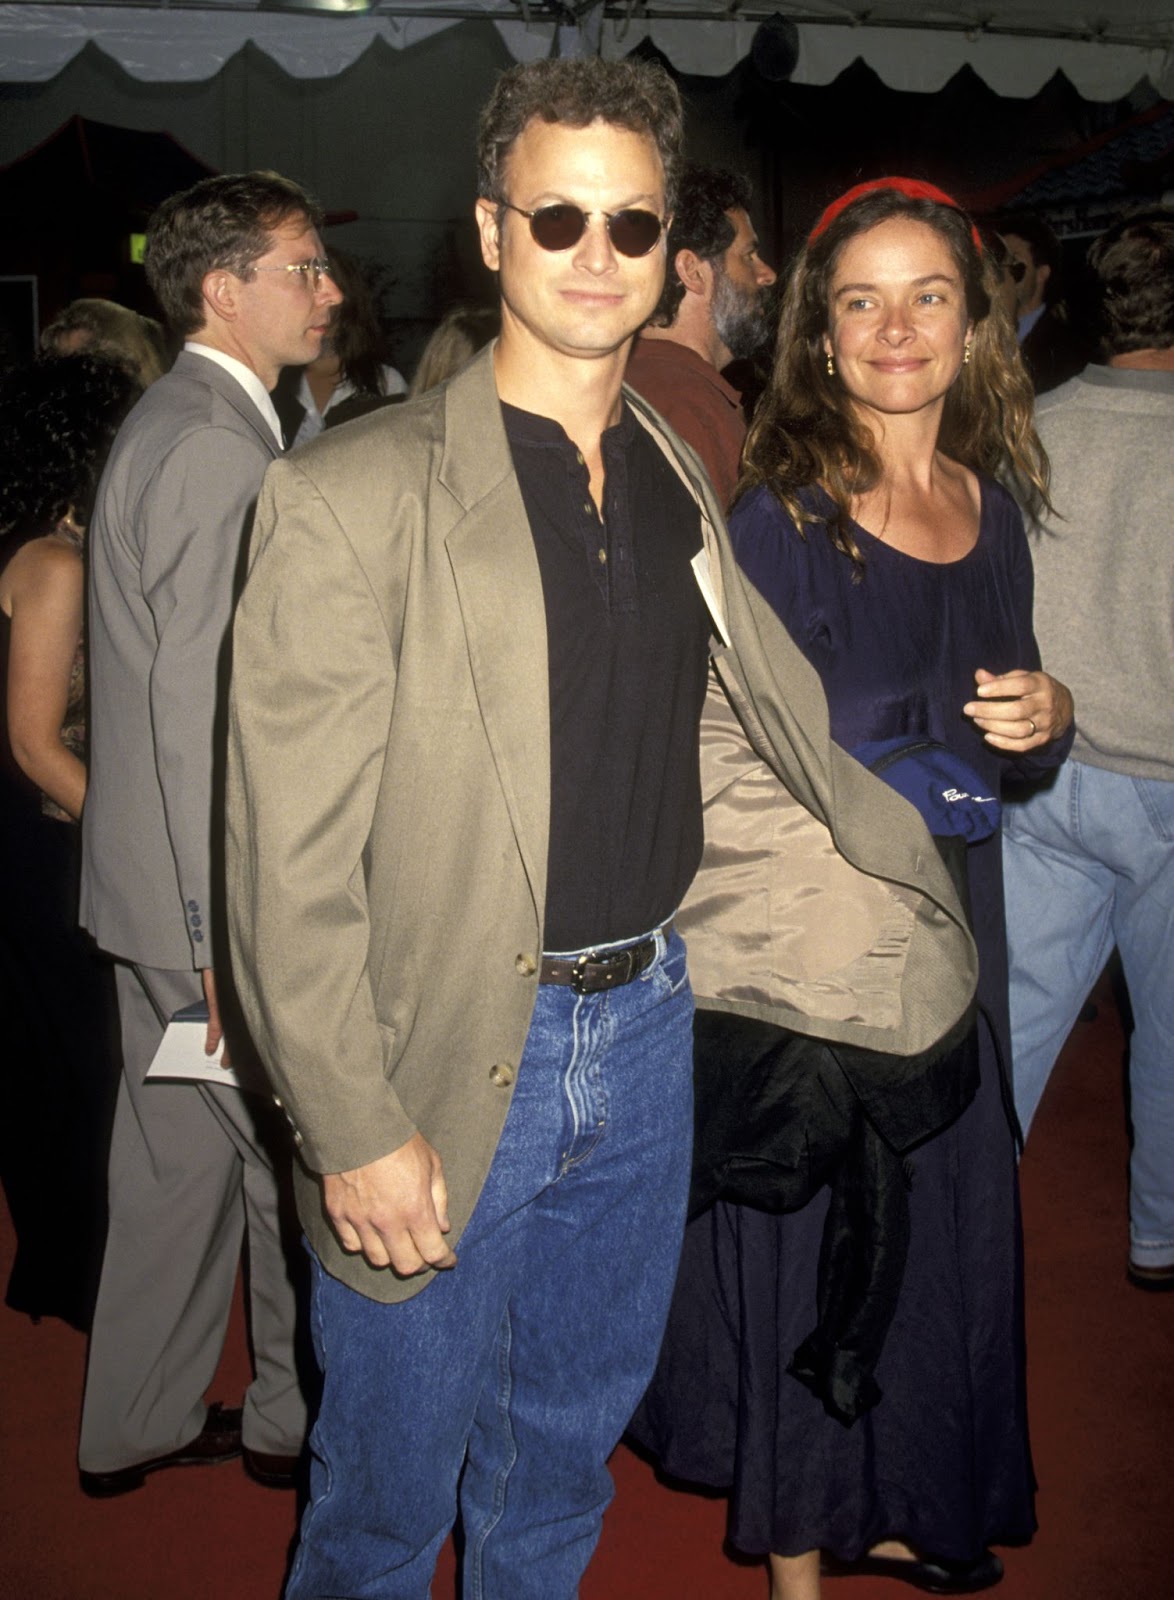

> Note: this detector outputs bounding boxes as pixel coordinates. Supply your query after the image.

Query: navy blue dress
[631,477,1066,1562]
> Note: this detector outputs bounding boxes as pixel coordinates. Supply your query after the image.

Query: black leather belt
[539,927,667,995]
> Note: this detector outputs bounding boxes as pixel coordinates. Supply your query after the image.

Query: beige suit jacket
[226,346,977,1303]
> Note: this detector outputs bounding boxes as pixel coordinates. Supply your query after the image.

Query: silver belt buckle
[570,949,598,995]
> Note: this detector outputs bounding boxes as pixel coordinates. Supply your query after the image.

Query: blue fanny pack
[853,736,1001,843]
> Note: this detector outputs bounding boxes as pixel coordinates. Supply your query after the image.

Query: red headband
[808,176,983,254]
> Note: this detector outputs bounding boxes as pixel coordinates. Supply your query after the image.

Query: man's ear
[475,199,502,273]
[674,248,714,300]
[201,268,241,326]
[1036,261,1052,296]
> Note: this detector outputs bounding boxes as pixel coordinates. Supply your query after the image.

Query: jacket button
[515,953,537,976]
[489,1063,514,1089]
[192,929,205,943]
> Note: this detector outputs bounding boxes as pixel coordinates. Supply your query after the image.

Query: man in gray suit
[77,172,341,1496]
[227,60,975,1600]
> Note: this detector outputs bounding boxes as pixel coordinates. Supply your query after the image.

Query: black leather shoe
[1127,1259,1174,1292]
[79,1403,243,1497]
[821,1548,1004,1594]
[242,1444,301,1489]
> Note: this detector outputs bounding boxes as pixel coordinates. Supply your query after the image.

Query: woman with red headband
[632,179,1073,1597]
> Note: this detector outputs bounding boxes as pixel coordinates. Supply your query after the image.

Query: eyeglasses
[251,258,334,290]
[496,200,665,258]
[1006,259,1027,283]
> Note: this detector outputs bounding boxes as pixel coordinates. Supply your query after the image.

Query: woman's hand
[963,666,1074,752]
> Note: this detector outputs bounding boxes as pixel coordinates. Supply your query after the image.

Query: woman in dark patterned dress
[0,352,138,1328]
[631,181,1073,1598]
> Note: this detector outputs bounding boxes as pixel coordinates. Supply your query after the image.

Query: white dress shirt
[184,341,285,450]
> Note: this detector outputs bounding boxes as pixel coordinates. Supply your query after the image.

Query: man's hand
[323,1134,457,1276]
[200,967,232,1066]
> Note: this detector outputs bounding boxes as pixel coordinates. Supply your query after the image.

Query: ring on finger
[1027,717,1037,736]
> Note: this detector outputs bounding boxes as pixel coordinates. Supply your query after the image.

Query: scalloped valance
[0,4,1170,100]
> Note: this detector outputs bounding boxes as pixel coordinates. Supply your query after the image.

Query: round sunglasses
[496,199,665,258]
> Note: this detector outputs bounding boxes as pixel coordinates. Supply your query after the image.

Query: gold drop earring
[826,352,835,377]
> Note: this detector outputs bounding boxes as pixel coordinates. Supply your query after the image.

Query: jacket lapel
[441,351,552,924]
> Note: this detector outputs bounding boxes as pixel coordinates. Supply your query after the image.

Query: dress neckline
[850,477,986,571]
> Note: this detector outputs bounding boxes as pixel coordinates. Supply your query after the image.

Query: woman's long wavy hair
[326,249,396,397]
[0,353,139,551]
[739,188,1050,570]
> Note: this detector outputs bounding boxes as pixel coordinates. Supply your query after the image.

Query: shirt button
[489,1063,515,1089]
[515,953,537,976]
[576,450,584,464]
[597,548,607,563]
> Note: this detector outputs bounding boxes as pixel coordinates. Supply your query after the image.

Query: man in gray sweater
[1003,208,1174,1291]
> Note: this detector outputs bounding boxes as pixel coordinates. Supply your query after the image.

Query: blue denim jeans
[285,927,693,1600]
[1003,761,1174,1266]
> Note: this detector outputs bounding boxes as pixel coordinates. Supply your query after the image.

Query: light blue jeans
[284,927,694,1600]
[1003,760,1174,1266]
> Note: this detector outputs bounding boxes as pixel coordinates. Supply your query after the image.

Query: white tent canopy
[1,1,1171,99]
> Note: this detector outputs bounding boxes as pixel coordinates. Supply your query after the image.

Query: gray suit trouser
[78,963,307,1472]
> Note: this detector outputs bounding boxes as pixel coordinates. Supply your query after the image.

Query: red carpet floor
[2,976,1170,1599]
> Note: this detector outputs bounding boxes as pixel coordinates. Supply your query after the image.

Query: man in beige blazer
[227,59,976,1600]
[78,173,340,1497]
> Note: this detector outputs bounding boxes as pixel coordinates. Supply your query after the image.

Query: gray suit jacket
[82,351,279,972]
[226,346,977,1302]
